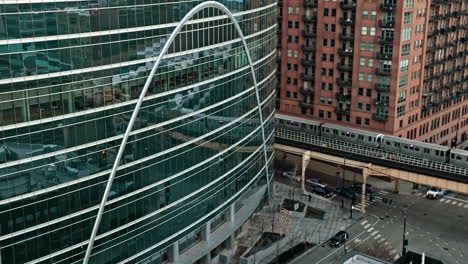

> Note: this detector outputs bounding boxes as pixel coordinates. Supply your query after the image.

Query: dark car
[306,178,327,188]
[329,231,349,247]
[313,186,335,198]
[351,183,374,193]
[336,188,354,199]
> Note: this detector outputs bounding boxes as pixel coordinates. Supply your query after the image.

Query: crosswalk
[353,199,373,210]
[439,197,468,208]
[358,220,400,261]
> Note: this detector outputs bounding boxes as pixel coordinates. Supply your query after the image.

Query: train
[275,114,468,168]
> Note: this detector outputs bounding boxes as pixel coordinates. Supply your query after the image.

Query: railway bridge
[274,128,468,212]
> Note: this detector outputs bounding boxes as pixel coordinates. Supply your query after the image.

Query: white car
[426,188,448,199]
[282,171,300,182]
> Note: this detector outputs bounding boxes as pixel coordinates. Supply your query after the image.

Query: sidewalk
[232,181,360,264]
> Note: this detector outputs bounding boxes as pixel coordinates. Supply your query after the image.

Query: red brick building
[277,0,468,146]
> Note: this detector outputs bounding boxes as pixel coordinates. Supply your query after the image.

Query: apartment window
[320,96,325,103]
[328,69,334,76]
[397,106,406,117]
[327,111,332,119]
[328,83,333,90]
[287,77,291,84]
[331,9,336,16]
[327,98,333,105]
[362,10,369,19]
[287,64,292,71]
[398,90,407,103]
[367,74,373,82]
[323,24,329,32]
[400,60,409,72]
[319,110,324,118]
[295,21,300,29]
[357,102,363,110]
[322,53,327,61]
[366,89,372,97]
[293,78,298,85]
[360,42,366,51]
[399,75,408,88]
[360,57,366,66]
[405,0,414,8]
[321,68,326,75]
[323,39,328,46]
[369,43,375,51]
[330,54,335,62]
[331,24,336,32]
[287,35,292,43]
[361,26,368,35]
[368,59,374,67]
[365,118,370,126]
[370,11,377,20]
[366,104,371,111]
[286,91,291,97]
[321,83,326,90]
[356,117,362,125]
[402,28,412,41]
[288,21,293,28]
[293,92,298,99]
[358,88,364,95]
[324,8,329,16]
[293,64,298,71]
[331,39,335,47]
[295,7,300,14]
[401,44,410,56]
[287,49,292,57]
[293,50,298,58]
[370,27,376,36]
[288,7,294,14]
[359,72,365,81]
[404,12,413,24]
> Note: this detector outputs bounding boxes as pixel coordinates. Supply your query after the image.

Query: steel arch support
[82,2,271,263]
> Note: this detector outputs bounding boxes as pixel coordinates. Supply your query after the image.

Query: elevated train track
[275,128,468,184]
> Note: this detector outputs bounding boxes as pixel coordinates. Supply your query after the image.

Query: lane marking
[390,249,398,255]
[374,234,382,240]
[445,200,451,203]
[464,204,468,208]
[440,198,446,202]
[444,196,468,203]
[364,224,371,229]
[361,220,368,226]
[367,227,375,232]
[416,193,422,196]
[377,238,385,243]
[370,230,379,236]
[451,201,458,205]
[394,254,400,260]
[457,203,463,207]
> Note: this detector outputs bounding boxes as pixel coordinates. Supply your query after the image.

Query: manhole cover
[443,247,449,251]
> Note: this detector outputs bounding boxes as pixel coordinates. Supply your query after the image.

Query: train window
[368,136,372,141]
[403,145,408,149]
[451,154,455,158]
[435,150,439,155]
[424,148,430,154]
[280,120,284,124]
[415,148,419,151]
[341,132,345,136]
[326,129,330,133]
[351,134,355,138]
[456,156,462,160]
[358,135,364,140]
[386,142,390,145]
[302,124,306,128]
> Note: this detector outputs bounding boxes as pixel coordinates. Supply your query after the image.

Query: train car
[381,135,450,163]
[449,148,468,168]
[275,114,321,136]
[321,124,381,148]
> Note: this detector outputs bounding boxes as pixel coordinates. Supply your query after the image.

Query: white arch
[82,2,271,263]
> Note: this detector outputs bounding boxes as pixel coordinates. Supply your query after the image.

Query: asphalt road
[291,186,468,264]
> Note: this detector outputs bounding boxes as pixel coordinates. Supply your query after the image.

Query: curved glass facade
[0,0,276,263]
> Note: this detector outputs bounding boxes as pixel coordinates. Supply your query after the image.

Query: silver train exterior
[275,114,468,168]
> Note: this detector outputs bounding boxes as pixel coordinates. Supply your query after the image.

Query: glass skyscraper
[0,0,276,263]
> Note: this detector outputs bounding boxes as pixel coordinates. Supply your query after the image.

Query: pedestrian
[308,194,311,202]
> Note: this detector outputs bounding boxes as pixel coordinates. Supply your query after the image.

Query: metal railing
[275,128,468,177]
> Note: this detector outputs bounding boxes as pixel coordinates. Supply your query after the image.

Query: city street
[291,185,468,264]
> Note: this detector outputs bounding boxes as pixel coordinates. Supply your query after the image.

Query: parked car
[336,188,354,199]
[282,171,300,182]
[351,183,374,193]
[425,187,448,199]
[306,178,327,188]
[329,231,349,247]
[313,186,335,198]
